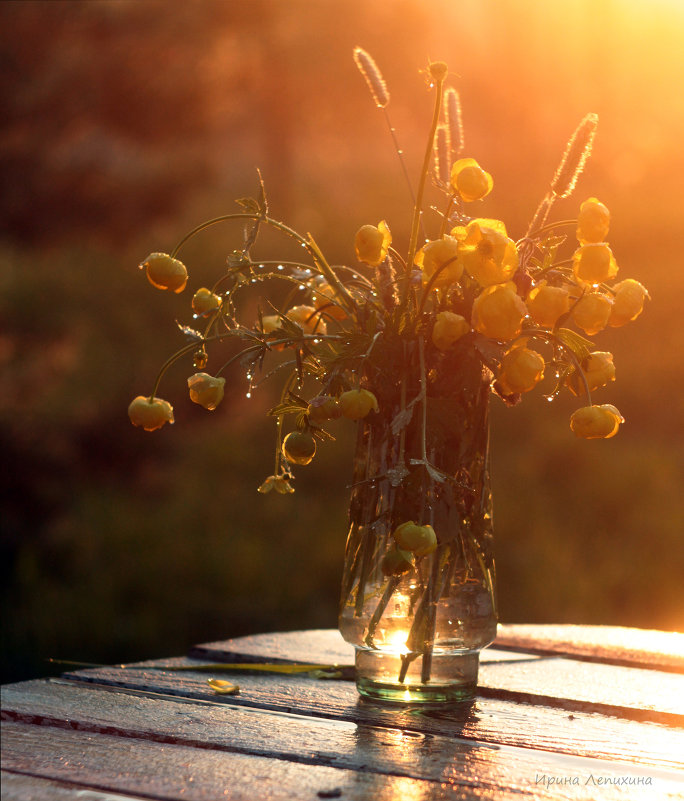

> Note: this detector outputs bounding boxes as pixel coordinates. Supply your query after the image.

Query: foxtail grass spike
[551,113,598,198]
[353,47,390,108]
[444,87,464,156]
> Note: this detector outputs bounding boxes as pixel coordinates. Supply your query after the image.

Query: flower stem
[405,74,447,303]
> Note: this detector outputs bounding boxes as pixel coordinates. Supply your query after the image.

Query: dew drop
[299,284,305,290]
[277,264,284,271]
[246,392,252,399]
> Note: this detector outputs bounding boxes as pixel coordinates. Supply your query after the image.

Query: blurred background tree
[2,0,683,683]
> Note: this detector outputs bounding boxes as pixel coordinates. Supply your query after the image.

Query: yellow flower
[526,283,571,328]
[192,287,222,316]
[577,197,610,244]
[286,305,327,335]
[572,243,618,286]
[472,282,527,342]
[453,219,518,287]
[570,404,623,439]
[354,221,392,266]
[497,345,545,394]
[571,292,612,335]
[307,395,341,423]
[566,351,616,396]
[393,521,438,558]
[261,314,286,351]
[431,311,470,350]
[381,547,413,576]
[450,158,493,202]
[338,389,379,419]
[609,279,649,327]
[141,252,188,293]
[415,236,463,288]
[128,395,174,431]
[282,430,317,466]
[187,373,225,410]
[258,474,295,495]
[311,276,347,321]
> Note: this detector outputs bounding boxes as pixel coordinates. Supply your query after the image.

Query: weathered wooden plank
[4,679,682,796]
[2,715,681,800]
[481,657,684,720]
[188,629,684,723]
[494,625,684,673]
[1,770,150,801]
[189,629,532,666]
[51,665,684,770]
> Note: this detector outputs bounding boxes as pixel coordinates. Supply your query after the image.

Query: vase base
[354,647,479,705]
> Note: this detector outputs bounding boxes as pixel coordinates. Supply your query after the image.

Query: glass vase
[338,339,497,704]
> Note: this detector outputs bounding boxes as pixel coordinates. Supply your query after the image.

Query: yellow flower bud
[415,236,463,288]
[497,346,545,394]
[286,305,327,335]
[307,395,341,423]
[311,276,347,321]
[141,252,188,293]
[431,311,470,350]
[609,279,649,327]
[428,61,449,82]
[576,197,610,244]
[571,292,612,335]
[261,314,282,334]
[572,243,618,286]
[393,521,438,558]
[381,547,414,577]
[472,283,527,342]
[450,158,493,202]
[192,287,222,315]
[187,373,225,411]
[454,220,518,287]
[282,430,317,466]
[526,284,571,328]
[193,348,208,370]
[566,351,615,396]
[338,389,379,420]
[128,395,174,431]
[570,404,623,439]
[354,221,391,266]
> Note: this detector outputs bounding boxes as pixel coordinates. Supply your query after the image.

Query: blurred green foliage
[2,0,683,683]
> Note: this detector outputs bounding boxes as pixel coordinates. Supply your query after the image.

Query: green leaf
[267,391,309,418]
[235,196,261,214]
[176,323,204,342]
[555,327,594,361]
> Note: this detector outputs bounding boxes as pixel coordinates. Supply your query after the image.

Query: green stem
[364,576,401,647]
[405,74,447,302]
[438,194,457,239]
[170,212,357,318]
[520,219,577,243]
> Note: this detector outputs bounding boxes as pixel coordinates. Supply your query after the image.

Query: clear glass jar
[338,341,497,704]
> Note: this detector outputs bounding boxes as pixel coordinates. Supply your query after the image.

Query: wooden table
[2,625,684,800]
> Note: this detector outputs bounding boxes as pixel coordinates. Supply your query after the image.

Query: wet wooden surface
[2,626,683,799]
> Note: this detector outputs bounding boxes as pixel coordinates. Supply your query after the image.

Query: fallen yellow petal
[207,678,240,695]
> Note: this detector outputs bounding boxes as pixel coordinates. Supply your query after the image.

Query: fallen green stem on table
[48,658,354,680]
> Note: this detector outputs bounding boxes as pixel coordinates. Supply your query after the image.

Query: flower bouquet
[128,51,648,704]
